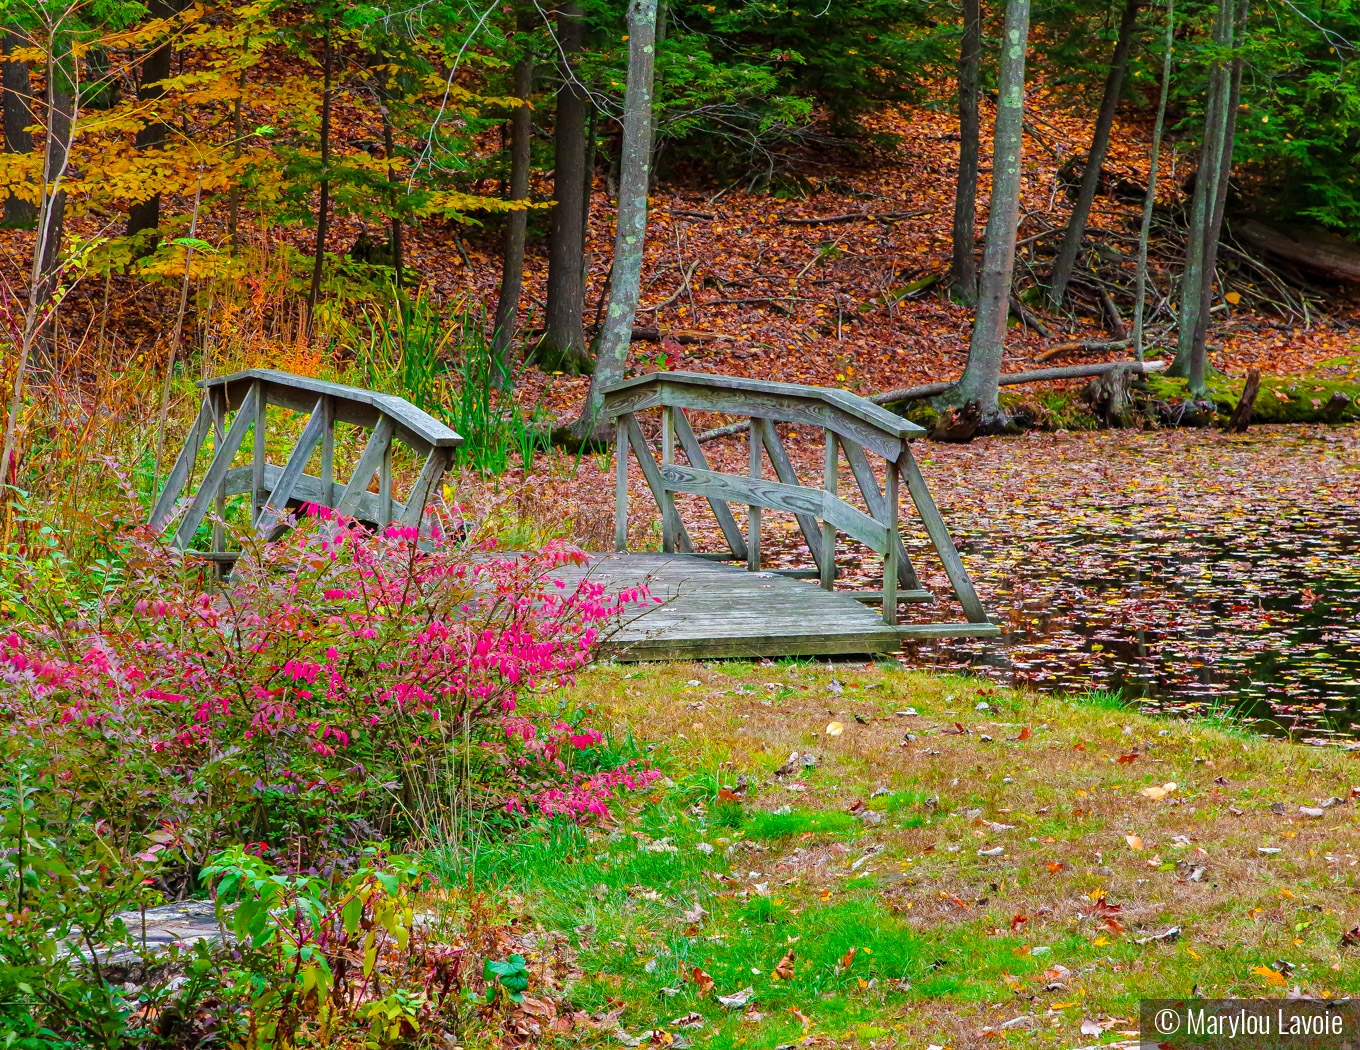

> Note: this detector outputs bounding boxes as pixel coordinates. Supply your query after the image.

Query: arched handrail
[601,371,994,637]
[149,369,461,559]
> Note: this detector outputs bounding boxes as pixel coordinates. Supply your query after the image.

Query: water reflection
[903,431,1360,745]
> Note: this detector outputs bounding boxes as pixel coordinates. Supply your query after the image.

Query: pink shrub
[0,505,653,863]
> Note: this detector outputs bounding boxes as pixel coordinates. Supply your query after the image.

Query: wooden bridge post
[661,405,676,554]
[882,456,900,626]
[747,417,763,571]
[212,388,226,559]
[614,417,629,552]
[251,382,266,523]
[320,395,335,505]
[820,429,837,590]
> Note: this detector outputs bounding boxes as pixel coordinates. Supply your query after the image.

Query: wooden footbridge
[151,369,996,660]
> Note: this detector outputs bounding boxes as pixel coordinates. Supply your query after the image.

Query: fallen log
[630,327,735,344]
[1232,219,1360,283]
[694,360,1169,442]
[781,209,930,226]
[1035,338,1131,363]
[1009,295,1052,338]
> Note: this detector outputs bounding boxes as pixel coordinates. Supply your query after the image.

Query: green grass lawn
[452,661,1360,1049]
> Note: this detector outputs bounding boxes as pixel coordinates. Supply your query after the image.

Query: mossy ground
[458,662,1360,1049]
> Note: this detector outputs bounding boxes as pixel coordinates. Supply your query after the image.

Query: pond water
[899,426,1360,744]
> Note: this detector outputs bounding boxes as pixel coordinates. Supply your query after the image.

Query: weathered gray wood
[839,438,921,590]
[251,383,266,522]
[211,391,226,556]
[172,383,259,550]
[821,430,837,590]
[882,458,899,626]
[655,463,890,555]
[602,370,924,445]
[549,553,905,660]
[335,414,396,518]
[605,380,915,463]
[851,589,935,605]
[224,465,407,525]
[400,448,449,530]
[614,417,629,552]
[320,395,335,505]
[661,405,677,554]
[379,440,394,524]
[623,413,694,554]
[896,622,1002,639]
[747,420,762,571]
[671,408,747,560]
[901,445,989,624]
[256,398,326,537]
[757,418,826,577]
[199,368,460,452]
[150,397,214,531]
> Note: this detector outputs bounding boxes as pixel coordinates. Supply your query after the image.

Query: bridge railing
[149,369,461,562]
[601,371,995,637]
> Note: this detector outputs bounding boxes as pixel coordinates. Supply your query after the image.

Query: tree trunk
[1170,0,1234,389]
[491,27,534,379]
[1187,22,1243,390]
[949,0,981,305]
[938,0,1031,423]
[2,28,36,228]
[1132,0,1175,360]
[227,62,246,252]
[127,0,184,238]
[381,87,404,289]
[576,0,658,435]
[537,1,591,373]
[37,68,71,303]
[306,32,332,331]
[1048,0,1140,307]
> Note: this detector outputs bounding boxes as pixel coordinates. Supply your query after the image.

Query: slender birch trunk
[1132,0,1175,360]
[1048,0,1141,307]
[576,0,658,436]
[941,0,1031,422]
[949,0,982,305]
[2,20,76,487]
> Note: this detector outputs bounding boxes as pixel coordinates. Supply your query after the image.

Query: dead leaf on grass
[1125,833,1145,850]
[772,949,796,980]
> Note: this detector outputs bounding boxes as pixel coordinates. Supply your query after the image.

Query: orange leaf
[1010,913,1028,930]
[1125,834,1145,850]
[1118,751,1139,764]
[1104,917,1125,934]
[1018,726,1032,741]
[718,788,739,802]
[838,947,858,972]
[1047,861,1064,873]
[1252,965,1287,987]
[691,966,715,996]
[790,1008,812,1028]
